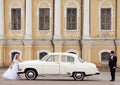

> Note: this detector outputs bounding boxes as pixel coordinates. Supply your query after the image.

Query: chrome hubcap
[76,73,82,78]
[28,72,34,78]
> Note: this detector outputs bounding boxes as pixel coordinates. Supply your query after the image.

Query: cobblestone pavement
[0,69,120,85]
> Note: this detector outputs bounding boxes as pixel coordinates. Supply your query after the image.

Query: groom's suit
[109,55,117,81]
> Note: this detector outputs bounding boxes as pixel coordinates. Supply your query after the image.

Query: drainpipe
[50,39,55,52]
[113,39,117,54]
[114,0,117,55]
[79,0,83,59]
[50,0,55,52]
[21,39,25,46]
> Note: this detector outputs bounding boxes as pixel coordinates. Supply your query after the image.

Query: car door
[41,55,60,74]
[60,55,75,75]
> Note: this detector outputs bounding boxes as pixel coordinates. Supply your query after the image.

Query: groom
[108,51,117,81]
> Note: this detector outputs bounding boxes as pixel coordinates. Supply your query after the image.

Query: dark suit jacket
[109,56,117,68]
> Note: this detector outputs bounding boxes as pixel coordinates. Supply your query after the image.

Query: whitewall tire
[73,72,85,81]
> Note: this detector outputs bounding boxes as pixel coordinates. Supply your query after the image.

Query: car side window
[46,55,59,62]
[61,55,74,63]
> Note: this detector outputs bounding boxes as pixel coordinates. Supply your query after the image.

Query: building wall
[0,0,120,67]
[90,0,116,39]
[116,43,120,68]
[0,44,4,67]
[62,40,80,55]
[32,0,53,39]
[61,0,81,39]
[32,41,53,59]
[3,43,24,66]
[4,0,25,39]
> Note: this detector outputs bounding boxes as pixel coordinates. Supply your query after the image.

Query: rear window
[61,55,74,63]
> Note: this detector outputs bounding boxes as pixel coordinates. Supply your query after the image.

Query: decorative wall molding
[36,31,52,39]
[63,0,81,39]
[63,40,79,44]
[99,31,114,38]
[64,0,80,18]
[98,0,115,39]
[64,0,80,31]
[64,31,80,39]
[37,0,52,18]
[98,0,114,31]
[36,0,52,39]
[9,0,24,39]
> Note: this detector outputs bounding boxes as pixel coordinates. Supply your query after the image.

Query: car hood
[19,60,41,65]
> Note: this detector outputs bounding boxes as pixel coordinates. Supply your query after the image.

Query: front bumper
[85,72,100,76]
[17,72,24,74]
[17,71,24,74]
[95,72,100,75]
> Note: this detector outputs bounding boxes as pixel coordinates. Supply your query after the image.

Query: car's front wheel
[25,70,37,80]
[73,72,85,81]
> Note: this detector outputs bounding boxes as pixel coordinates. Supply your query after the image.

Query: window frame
[38,8,50,31]
[66,8,77,31]
[99,7,112,31]
[100,8,111,30]
[101,52,110,62]
[60,55,75,63]
[10,8,22,31]
[99,50,111,63]
[64,6,81,32]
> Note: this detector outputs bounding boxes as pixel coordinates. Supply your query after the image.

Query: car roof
[48,53,78,58]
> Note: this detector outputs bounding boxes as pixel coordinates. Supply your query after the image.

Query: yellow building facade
[0,0,120,67]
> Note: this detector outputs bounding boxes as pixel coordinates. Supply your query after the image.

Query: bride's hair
[13,54,21,61]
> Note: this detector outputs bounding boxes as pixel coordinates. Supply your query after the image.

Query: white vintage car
[18,53,100,80]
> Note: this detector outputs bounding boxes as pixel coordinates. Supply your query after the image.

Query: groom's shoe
[110,80,115,82]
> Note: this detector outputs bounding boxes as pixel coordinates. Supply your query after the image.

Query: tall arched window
[101,52,110,62]
[67,8,77,30]
[98,0,113,31]
[39,52,48,60]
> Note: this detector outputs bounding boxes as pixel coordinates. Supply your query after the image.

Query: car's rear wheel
[73,72,85,81]
[25,70,37,80]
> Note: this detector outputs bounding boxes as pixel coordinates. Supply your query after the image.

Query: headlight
[18,65,22,71]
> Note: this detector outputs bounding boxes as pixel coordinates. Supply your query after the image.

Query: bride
[3,54,22,80]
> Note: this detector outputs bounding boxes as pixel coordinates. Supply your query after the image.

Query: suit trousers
[110,67,116,81]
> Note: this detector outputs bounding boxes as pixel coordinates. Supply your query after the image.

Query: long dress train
[2,60,21,80]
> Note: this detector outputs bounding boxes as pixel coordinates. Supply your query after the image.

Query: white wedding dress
[2,60,21,80]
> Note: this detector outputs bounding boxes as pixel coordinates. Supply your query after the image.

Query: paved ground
[0,69,120,85]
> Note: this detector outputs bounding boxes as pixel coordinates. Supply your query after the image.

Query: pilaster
[0,0,4,39]
[83,0,90,39]
[54,0,62,39]
[25,0,32,39]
